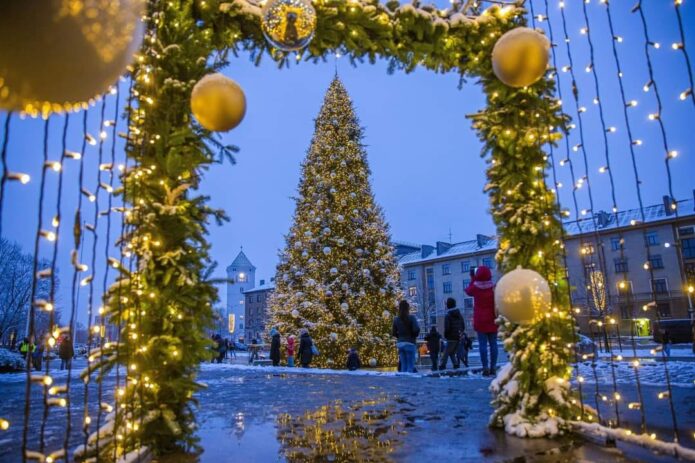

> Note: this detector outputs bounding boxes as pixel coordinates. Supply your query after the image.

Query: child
[346,347,361,371]
[286,335,296,367]
[458,331,472,368]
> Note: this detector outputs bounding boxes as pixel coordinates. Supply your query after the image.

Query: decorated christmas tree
[268,77,401,368]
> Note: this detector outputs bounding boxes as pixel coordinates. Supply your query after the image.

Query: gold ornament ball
[190,73,247,132]
[494,266,551,325]
[261,0,317,52]
[0,0,145,115]
[491,27,550,88]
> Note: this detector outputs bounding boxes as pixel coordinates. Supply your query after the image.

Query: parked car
[652,319,694,344]
[576,334,598,358]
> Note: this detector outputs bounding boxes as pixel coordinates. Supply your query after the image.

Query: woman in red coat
[465,266,498,376]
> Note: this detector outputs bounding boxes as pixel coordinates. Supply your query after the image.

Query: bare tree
[0,239,59,347]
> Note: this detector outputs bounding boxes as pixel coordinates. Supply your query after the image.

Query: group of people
[17,334,75,371]
[210,334,238,363]
[392,265,498,376]
[269,328,321,369]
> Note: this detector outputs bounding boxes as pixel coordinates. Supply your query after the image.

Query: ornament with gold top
[0,0,145,116]
[190,73,246,132]
[494,266,551,325]
[261,0,317,52]
[491,27,550,88]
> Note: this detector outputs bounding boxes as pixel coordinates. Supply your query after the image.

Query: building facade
[243,280,274,342]
[226,250,256,340]
[227,199,695,340]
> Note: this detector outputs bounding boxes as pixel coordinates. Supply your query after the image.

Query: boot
[482,368,490,377]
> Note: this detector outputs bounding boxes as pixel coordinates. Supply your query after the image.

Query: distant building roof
[244,281,275,294]
[563,198,695,236]
[227,250,256,272]
[398,236,498,266]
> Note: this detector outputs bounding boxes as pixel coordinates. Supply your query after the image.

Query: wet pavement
[0,361,693,462]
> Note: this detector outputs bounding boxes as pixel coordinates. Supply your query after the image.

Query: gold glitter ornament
[190,73,246,132]
[261,0,317,52]
[0,0,145,116]
[494,266,551,325]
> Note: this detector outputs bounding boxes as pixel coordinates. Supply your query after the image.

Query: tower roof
[227,250,255,272]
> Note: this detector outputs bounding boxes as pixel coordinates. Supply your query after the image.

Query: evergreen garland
[82,0,583,457]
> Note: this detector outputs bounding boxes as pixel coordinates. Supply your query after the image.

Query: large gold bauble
[261,0,317,52]
[190,73,246,132]
[494,266,551,325]
[0,0,145,115]
[491,27,550,88]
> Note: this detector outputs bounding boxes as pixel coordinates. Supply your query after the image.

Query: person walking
[248,338,259,365]
[33,335,45,371]
[424,326,442,371]
[270,327,281,367]
[58,335,74,370]
[439,298,464,370]
[286,335,296,367]
[297,329,314,368]
[392,300,420,373]
[346,348,361,371]
[19,337,35,368]
[228,338,237,360]
[215,335,227,364]
[465,265,498,376]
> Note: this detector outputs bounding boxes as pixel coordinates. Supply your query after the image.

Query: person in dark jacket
[269,328,281,366]
[424,326,442,371]
[33,334,45,371]
[439,298,464,370]
[216,335,227,364]
[346,348,361,371]
[457,331,472,368]
[662,330,672,358]
[392,300,420,373]
[466,266,498,376]
[297,329,314,368]
[58,335,75,370]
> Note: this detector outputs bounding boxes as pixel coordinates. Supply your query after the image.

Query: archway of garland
[3,0,689,461]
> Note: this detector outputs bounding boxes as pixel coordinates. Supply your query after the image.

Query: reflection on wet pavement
[277,397,404,462]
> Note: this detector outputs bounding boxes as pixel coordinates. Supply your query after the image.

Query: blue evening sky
[1,0,694,323]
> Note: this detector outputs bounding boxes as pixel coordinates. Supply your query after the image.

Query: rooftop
[227,249,256,272]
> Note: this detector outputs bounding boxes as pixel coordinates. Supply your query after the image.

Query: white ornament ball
[261,0,317,52]
[291,309,300,318]
[323,247,332,255]
[340,302,349,311]
[492,27,550,88]
[330,268,338,275]
[329,332,338,341]
[0,0,145,114]
[368,358,377,368]
[191,73,246,132]
[382,310,391,319]
[495,266,551,325]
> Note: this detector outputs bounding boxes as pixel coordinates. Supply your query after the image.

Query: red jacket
[465,266,498,334]
[286,337,295,356]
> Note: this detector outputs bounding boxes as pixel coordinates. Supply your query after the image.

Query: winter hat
[446,298,456,309]
[475,265,492,282]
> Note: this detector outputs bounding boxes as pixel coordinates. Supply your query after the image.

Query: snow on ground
[575,360,695,388]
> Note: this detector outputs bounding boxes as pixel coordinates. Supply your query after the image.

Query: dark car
[652,319,694,344]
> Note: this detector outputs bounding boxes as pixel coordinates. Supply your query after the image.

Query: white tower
[226,249,256,341]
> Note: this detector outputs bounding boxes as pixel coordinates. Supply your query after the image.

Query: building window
[408,286,417,297]
[443,282,452,294]
[657,302,671,317]
[461,261,470,272]
[679,226,694,237]
[407,270,416,280]
[464,298,473,309]
[238,272,247,282]
[442,264,451,275]
[619,304,632,319]
[610,237,622,251]
[649,255,664,270]
[584,263,596,274]
[256,294,261,302]
[645,231,659,246]
[463,279,471,288]
[652,278,668,295]
[614,258,628,273]
[482,257,494,269]
[683,237,695,259]
[247,296,253,303]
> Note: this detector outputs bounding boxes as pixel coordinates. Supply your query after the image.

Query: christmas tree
[268,77,401,368]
